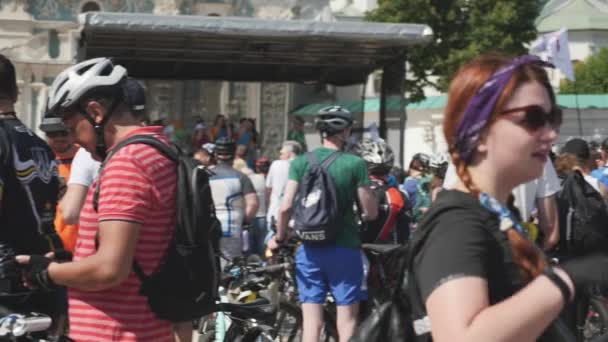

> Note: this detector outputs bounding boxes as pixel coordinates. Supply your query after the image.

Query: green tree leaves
[367,0,541,101]
[560,48,608,94]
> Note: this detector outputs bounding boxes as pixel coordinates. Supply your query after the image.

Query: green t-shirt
[289,147,371,248]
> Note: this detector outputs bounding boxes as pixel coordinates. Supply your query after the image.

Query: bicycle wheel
[274,300,302,342]
[321,304,338,342]
[196,329,216,342]
[584,296,608,341]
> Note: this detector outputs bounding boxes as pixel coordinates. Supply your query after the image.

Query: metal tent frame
[78,12,433,164]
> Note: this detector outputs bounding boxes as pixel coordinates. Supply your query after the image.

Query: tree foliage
[560,48,608,94]
[366,0,541,101]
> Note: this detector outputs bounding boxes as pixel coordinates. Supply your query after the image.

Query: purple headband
[453,55,554,164]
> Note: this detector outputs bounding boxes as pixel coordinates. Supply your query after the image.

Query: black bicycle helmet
[214,137,236,160]
[410,153,430,172]
[315,105,353,136]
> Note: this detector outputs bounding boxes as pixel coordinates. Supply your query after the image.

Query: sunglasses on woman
[501,105,562,131]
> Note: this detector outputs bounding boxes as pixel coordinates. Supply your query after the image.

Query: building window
[81,1,101,13]
[48,30,60,59]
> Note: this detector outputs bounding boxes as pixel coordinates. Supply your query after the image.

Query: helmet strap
[80,98,122,160]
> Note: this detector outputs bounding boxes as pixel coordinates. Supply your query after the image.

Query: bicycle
[0,311,71,342]
[198,258,293,342]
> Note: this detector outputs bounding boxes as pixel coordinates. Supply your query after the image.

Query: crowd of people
[2,49,608,342]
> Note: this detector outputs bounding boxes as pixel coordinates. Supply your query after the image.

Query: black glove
[53,250,73,262]
[19,255,56,291]
[561,253,608,291]
[0,244,19,281]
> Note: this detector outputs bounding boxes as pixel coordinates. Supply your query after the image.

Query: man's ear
[85,100,106,125]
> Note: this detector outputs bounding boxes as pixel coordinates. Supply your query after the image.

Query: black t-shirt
[413,190,522,304]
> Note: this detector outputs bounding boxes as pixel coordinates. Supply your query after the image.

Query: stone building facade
[0,0,378,157]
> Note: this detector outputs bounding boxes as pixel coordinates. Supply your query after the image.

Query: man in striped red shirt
[17,59,177,341]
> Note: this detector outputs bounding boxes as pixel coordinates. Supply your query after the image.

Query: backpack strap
[92,134,178,283]
[93,134,178,212]
[305,151,342,171]
[320,151,342,170]
[306,151,320,168]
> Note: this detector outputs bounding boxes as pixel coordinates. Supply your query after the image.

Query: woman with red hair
[408,54,608,341]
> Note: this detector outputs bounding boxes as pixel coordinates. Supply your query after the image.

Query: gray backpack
[293,151,342,244]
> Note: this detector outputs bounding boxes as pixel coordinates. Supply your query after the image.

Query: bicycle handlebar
[0,313,52,337]
[250,263,290,274]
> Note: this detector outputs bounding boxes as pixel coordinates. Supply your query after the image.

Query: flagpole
[574,81,583,136]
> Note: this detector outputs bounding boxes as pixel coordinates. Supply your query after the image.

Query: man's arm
[244,193,259,223]
[275,180,298,241]
[357,185,378,222]
[536,195,559,251]
[59,184,89,224]
[21,220,140,291]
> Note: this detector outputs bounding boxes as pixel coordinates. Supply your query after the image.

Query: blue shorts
[295,244,368,305]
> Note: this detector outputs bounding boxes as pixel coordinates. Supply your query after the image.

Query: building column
[247,83,262,131]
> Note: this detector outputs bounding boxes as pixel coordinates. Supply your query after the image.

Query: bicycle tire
[197,329,216,342]
[584,296,608,341]
[274,300,303,342]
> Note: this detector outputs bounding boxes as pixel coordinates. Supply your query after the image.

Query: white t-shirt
[68,148,101,187]
[249,173,267,218]
[265,159,290,224]
[444,160,560,220]
[584,174,601,192]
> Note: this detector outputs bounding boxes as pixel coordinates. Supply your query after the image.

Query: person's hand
[542,233,559,251]
[561,253,608,291]
[267,235,281,251]
[58,176,67,200]
[14,255,56,291]
[44,250,73,262]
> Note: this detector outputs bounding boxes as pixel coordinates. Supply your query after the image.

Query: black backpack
[353,194,577,342]
[557,170,608,255]
[293,151,342,244]
[93,134,221,322]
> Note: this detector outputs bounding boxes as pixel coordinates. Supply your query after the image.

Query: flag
[529,28,575,81]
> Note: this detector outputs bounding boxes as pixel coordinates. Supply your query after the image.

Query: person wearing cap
[193,142,215,168]
[209,137,258,261]
[125,77,146,117]
[40,116,79,252]
[556,138,603,192]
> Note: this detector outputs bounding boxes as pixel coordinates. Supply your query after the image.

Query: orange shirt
[55,148,78,252]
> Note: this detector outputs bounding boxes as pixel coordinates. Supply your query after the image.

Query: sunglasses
[501,105,562,131]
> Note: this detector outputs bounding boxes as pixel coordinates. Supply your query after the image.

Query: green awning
[290,94,608,115]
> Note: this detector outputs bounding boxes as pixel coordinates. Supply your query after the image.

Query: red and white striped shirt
[69,126,176,342]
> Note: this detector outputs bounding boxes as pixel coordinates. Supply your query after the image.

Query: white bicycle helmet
[429,152,450,178]
[315,105,353,135]
[429,152,449,169]
[47,58,127,114]
[352,138,394,173]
